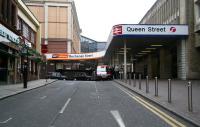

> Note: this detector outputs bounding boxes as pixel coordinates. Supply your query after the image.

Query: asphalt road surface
[0,80,196,127]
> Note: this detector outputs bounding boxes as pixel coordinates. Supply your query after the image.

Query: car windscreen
[97,68,106,72]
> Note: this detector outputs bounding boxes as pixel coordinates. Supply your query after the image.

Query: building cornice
[17,0,40,27]
[71,1,81,34]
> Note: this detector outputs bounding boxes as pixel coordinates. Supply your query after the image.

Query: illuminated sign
[0,24,20,44]
[113,25,122,35]
[69,54,93,59]
[113,24,188,36]
[46,51,106,60]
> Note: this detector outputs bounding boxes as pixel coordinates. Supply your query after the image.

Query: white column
[177,39,187,80]
[124,40,127,80]
[179,0,187,24]
[7,57,10,84]
[44,4,48,45]
[112,52,115,66]
[14,58,17,84]
[131,55,133,73]
[67,5,72,53]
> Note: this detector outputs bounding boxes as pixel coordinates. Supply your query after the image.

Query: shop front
[0,23,20,85]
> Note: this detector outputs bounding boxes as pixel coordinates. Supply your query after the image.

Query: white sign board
[68,51,105,60]
[0,24,20,44]
[46,51,106,60]
[113,24,188,36]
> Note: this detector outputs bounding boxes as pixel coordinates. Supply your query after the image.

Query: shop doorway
[0,53,8,84]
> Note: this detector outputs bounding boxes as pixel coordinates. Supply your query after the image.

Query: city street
[0,80,196,127]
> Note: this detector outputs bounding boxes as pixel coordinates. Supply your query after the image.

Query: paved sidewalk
[115,79,200,127]
[0,79,57,100]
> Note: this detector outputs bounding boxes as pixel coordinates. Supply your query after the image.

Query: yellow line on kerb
[115,85,186,127]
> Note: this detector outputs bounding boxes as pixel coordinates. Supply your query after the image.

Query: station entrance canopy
[45,24,188,61]
[105,24,188,56]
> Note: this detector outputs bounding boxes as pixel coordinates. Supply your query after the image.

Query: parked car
[48,72,66,80]
[96,65,113,80]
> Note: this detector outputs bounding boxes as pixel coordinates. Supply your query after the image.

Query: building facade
[24,0,81,73]
[137,0,200,80]
[97,42,106,51]
[24,0,81,54]
[0,0,41,85]
[80,35,97,53]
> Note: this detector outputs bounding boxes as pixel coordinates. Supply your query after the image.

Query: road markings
[95,82,98,93]
[59,98,71,114]
[66,83,74,85]
[56,87,61,90]
[110,110,126,127]
[115,85,186,127]
[95,82,100,99]
[40,96,47,99]
[0,117,12,124]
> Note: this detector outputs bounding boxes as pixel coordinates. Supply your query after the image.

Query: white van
[96,65,112,80]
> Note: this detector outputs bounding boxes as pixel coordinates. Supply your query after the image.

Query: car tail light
[107,72,112,75]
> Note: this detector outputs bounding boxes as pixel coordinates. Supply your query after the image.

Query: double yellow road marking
[116,85,186,127]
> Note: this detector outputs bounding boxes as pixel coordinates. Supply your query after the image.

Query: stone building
[23,0,81,73]
[0,0,41,85]
[137,0,200,80]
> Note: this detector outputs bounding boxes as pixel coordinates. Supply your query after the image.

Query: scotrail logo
[113,25,122,35]
[170,27,176,32]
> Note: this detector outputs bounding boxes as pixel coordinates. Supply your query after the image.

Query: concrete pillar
[14,57,17,84]
[177,40,187,80]
[112,53,115,66]
[44,3,48,45]
[68,5,72,53]
[185,0,200,79]
[7,57,10,84]
[147,55,153,78]
[149,53,159,78]
[177,0,198,80]
[160,48,172,79]
[124,40,127,80]
[176,0,187,80]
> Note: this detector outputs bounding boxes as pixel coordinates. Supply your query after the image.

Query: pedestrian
[114,65,119,79]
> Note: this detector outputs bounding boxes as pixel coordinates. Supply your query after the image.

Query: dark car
[48,72,66,80]
[74,72,92,80]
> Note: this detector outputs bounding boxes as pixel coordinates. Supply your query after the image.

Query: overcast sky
[74,0,157,42]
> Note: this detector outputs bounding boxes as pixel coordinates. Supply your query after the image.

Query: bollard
[122,73,125,82]
[168,79,172,103]
[133,73,136,87]
[146,76,149,93]
[188,81,193,112]
[129,73,132,85]
[139,74,142,90]
[155,77,158,96]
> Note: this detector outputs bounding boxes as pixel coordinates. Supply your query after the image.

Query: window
[0,0,2,18]
[31,31,36,44]
[0,0,17,27]
[17,18,22,31]
[2,0,7,21]
[23,23,29,39]
[11,3,17,27]
[197,1,200,19]
[20,18,37,49]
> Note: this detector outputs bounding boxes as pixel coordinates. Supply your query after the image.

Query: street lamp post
[21,44,29,88]
[45,60,48,83]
